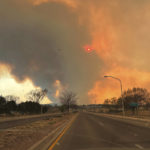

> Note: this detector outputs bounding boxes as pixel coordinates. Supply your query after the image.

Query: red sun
[84,45,94,53]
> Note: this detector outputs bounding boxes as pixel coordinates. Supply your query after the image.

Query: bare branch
[59,91,78,112]
[26,88,48,103]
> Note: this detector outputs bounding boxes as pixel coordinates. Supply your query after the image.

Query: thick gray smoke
[0,0,101,103]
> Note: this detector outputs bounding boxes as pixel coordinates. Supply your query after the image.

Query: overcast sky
[1,0,150,104]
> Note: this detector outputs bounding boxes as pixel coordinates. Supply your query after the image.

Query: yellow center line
[48,113,78,150]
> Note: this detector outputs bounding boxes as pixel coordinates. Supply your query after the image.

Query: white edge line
[135,144,144,149]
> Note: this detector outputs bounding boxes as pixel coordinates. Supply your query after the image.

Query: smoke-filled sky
[1,0,150,104]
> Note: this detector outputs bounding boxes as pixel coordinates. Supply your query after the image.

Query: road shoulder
[87,112,150,128]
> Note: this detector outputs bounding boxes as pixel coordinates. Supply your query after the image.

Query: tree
[42,105,49,113]
[59,91,78,112]
[0,96,6,114]
[26,88,48,113]
[110,97,118,105]
[26,88,48,103]
[6,101,17,114]
[116,87,150,114]
[18,101,41,114]
[119,87,150,107]
[5,95,19,103]
[104,99,111,104]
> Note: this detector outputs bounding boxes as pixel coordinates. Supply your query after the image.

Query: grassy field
[0,113,74,150]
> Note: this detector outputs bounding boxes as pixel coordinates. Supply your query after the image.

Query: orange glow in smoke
[88,66,150,104]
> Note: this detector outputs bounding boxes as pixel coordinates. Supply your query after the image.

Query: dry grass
[0,114,73,150]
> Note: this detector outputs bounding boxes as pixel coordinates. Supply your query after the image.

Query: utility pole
[104,75,125,116]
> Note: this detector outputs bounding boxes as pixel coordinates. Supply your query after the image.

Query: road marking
[98,121,104,126]
[88,115,104,127]
[67,133,124,147]
[48,114,78,150]
[135,144,144,149]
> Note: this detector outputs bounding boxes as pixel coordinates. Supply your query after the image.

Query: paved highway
[52,112,150,150]
[0,113,63,130]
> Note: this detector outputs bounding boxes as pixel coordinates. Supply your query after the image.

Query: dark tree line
[0,88,49,115]
[0,96,49,114]
[0,89,78,114]
[103,87,150,113]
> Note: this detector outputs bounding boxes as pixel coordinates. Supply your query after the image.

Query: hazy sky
[1,0,150,104]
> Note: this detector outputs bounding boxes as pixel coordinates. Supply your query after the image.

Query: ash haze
[0,0,150,104]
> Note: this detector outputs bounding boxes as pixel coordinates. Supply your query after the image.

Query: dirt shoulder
[0,113,75,150]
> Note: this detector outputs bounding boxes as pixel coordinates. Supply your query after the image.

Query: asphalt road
[53,112,150,150]
[0,113,63,130]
